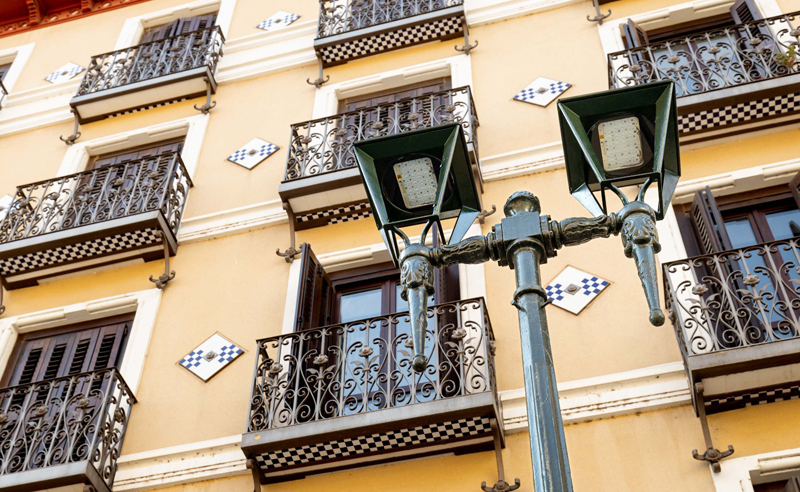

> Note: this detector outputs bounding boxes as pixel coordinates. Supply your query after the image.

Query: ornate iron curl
[149,231,176,289]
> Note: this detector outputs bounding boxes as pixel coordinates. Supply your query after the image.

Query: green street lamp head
[354,123,482,264]
[557,80,681,220]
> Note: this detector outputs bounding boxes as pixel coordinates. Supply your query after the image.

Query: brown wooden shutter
[690,186,733,254]
[90,139,184,170]
[140,19,179,43]
[730,0,763,23]
[622,18,650,49]
[6,320,129,387]
[294,244,335,331]
[175,13,217,35]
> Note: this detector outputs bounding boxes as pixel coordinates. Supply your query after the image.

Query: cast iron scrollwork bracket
[193,78,217,114]
[276,202,303,263]
[481,420,520,492]
[478,204,497,223]
[60,110,82,145]
[246,459,262,492]
[149,231,176,289]
[455,16,478,55]
[692,382,734,472]
[587,0,611,24]
[307,56,330,89]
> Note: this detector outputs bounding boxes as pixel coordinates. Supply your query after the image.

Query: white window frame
[0,289,162,395]
[281,223,487,335]
[57,113,209,179]
[596,0,782,56]
[114,0,237,50]
[712,446,800,491]
[312,54,473,119]
[0,42,35,106]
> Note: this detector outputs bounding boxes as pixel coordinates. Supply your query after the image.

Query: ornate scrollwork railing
[76,25,224,97]
[0,369,135,490]
[246,297,497,431]
[664,238,800,357]
[0,151,192,244]
[284,85,479,181]
[317,0,463,39]
[608,11,800,97]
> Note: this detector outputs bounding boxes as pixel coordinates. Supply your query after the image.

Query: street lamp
[354,81,680,492]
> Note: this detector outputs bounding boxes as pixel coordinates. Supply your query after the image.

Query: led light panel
[598,116,644,172]
[394,157,438,209]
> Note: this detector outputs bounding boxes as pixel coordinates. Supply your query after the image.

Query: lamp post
[354,81,680,492]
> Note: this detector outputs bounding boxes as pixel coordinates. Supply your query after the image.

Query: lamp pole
[399,190,663,492]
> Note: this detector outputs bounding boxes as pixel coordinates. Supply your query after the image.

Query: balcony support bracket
[478,205,497,224]
[455,16,478,55]
[482,420,520,492]
[149,231,176,289]
[0,286,5,316]
[246,459,262,492]
[307,56,330,89]
[276,202,302,263]
[586,0,611,24]
[692,382,734,472]
[194,78,217,115]
[60,110,82,146]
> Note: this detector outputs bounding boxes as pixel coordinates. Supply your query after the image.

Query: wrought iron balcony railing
[665,237,800,355]
[76,26,224,98]
[0,152,191,245]
[608,11,800,98]
[284,86,478,182]
[317,0,463,39]
[0,369,135,492]
[246,297,496,432]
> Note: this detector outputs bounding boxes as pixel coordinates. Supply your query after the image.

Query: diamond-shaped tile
[179,333,244,382]
[257,11,300,32]
[45,62,85,84]
[544,266,609,315]
[513,77,572,107]
[227,138,280,170]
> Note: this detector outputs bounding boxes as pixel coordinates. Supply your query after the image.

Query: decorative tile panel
[678,92,800,134]
[254,416,490,472]
[257,11,300,32]
[295,202,371,225]
[513,77,572,107]
[179,333,244,382]
[318,16,462,65]
[227,138,280,170]
[705,385,800,414]
[45,62,85,84]
[544,266,609,315]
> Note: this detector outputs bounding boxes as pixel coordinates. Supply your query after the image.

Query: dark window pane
[765,209,800,240]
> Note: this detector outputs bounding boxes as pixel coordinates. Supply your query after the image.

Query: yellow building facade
[0,0,798,491]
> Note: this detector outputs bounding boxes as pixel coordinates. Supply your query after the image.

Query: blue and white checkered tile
[255,416,491,471]
[0,228,161,276]
[544,266,609,315]
[227,138,280,170]
[45,62,85,84]
[513,77,572,107]
[179,333,244,382]
[319,16,462,64]
[678,92,800,133]
[257,11,300,32]
[295,202,371,224]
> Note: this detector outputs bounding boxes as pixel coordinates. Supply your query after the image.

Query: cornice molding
[466,0,584,27]
[177,199,287,244]
[480,141,565,182]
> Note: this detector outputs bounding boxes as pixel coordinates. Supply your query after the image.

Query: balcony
[70,26,224,124]
[607,12,800,140]
[664,238,800,413]
[279,86,480,228]
[241,297,501,484]
[315,0,465,66]
[0,369,135,492]
[0,152,191,290]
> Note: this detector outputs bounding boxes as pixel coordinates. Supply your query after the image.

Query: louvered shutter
[622,18,650,49]
[175,13,217,35]
[690,186,733,254]
[294,244,335,331]
[140,20,179,43]
[730,0,763,23]
[784,477,800,492]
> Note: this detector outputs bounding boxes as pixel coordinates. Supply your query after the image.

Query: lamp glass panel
[598,116,644,172]
[394,157,438,209]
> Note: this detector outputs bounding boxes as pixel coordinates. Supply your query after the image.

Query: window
[88,138,184,170]
[140,13,217,43]
[0,63,10,82]
[754,476,800,492]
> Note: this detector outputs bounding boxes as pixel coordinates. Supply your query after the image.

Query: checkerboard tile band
[318,16,462,64]
[705,385,800,410]
[106,98,188,119]
[678,92,800,133]
[329,210,372,224]
[295,203,371,224]
[179,333,244,381]
[257,11,300,31]
[255,416,491,471]
[0,228,161,276]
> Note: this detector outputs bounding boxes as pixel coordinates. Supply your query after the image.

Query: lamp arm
[551,214,621,248]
